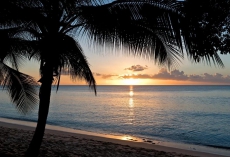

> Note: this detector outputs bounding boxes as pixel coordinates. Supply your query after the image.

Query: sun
[123,78,140,85]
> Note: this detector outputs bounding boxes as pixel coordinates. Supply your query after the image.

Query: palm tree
[1,0,229,156]
[22,1,96,156]
[1,1,96,156]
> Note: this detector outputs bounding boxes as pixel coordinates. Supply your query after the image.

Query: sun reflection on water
[129,85,134,97]
[129,98,134,108]
[129,85,133,91]
[127,86,135,124]
[129,91,134,97]
[129,86,134,108]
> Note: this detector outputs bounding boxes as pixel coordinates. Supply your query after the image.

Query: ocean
[0,85,230,150]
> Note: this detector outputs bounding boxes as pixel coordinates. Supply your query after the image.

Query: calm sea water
[0,85,230,149]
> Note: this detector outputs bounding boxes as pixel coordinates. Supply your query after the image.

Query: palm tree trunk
[25,65,53,157]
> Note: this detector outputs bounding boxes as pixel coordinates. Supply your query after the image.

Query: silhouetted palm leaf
[0,28,38,114]
[0,63,38,114]
[0,28,39,67]
[58,35,96,93]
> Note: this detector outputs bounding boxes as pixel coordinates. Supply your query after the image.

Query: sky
[12,0,229,86]
[20,41,230,85]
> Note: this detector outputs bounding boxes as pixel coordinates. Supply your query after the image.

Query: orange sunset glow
[21,53,230,86]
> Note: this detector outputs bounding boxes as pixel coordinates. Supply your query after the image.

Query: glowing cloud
[124,65,148,71]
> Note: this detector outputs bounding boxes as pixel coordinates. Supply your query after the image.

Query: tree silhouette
[21,1,97,156]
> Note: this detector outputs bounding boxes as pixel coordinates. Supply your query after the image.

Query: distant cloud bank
[93,68,230,84]
[120,68,230,84]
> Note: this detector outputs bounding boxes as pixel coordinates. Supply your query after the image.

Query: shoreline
[0,118,229,157]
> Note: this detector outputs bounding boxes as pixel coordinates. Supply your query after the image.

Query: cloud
[94,73,118,79]
[124,65,148,71]
[101,74,118,79]
[95,73,102,76]
[153,69,230,83]
[120,74,153,79]
[119,68,230,84]
[152,68,188,80]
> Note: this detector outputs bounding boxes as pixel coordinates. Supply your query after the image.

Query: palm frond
[64,37,96,94]
[78,0,226,67]
[0,63,38,114]
[77,0,184,68]
[0,28,40,69]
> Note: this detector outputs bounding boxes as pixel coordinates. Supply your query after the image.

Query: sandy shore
[0,118,229,157]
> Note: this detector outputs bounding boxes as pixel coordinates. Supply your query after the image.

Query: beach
[0,118,229,157]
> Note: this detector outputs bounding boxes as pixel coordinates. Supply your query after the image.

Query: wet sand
[0,118,229,157]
